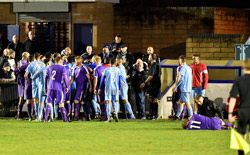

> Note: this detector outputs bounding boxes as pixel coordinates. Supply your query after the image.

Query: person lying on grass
[182,114,236,130]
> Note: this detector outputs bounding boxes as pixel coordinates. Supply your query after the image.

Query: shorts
[149,82,161,99]
[105,92,119,101]
[32,86,39,98]
[237,109,250,134]
[46,89,64,104]
[210,117,222,130]
[18,85,24,97]
[24,86,32,100]
[120,83,128,100]
[192,87,205,98]
[38,89,46,103]
[74,88,85,102]
[179,92,190,103]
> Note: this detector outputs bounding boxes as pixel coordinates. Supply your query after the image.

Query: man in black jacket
[195,94,223,119]
[0,32,9,55]
[99,44,113,63]
[7,35,25,61]
[24,31,41,55]
[131,59,148,119]
[0,48,9,69]
[142,47,160,68]
[109,34,124,57]
[117,44,135,76]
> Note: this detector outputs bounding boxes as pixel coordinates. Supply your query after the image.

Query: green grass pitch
[0,118,237,154]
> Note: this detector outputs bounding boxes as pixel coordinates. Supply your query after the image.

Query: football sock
[45,105,51,121]
[17,104,23,118]
[67,103,71,115]
[224,122,232,128]
[124,102,134,118]
[60,107,67,122]
[35,103,39,118]
[54,103,59,118]
[27,103,31,118]
[187,108,193,117]
[31,104,35,116]
[101,104,107,120]
[176,106,183,118]
[173,102,178,114]
[81,104,88,116]
[74,103,80,118]
[38,104,44,120]
[181,104,186,118]
[107,103,111,119]
[150,102,154,117]
[50,104,54,120]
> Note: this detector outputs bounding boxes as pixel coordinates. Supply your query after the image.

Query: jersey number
[52,70,56,80]
[111,73,115,83]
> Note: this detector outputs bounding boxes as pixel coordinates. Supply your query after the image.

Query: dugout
[159,59,243,119]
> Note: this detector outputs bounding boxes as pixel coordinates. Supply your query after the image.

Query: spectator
[0,48,9,68]
[61,47,72,57]
[7,34,25,60]
[131,59,148,119]
[99,44,113,63]
[0,32,9,55]
[24,31,41,55]
[81,45,94,64]
[8,49,18,71]
[190,54,209,114]
[110,34,124,57]
[194,95,223,119]
[117,44,135,75]
[142,47,160,67]
[140,54,161,120]
[0,62,16,83]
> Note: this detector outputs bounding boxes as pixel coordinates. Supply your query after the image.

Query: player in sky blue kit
[68,56,92,121]
[99,58,121,123]
[116,56,135,119]
[33,58,51,122]
[45,57,69,122]
[25,53,45,120]
[182,114,233,130]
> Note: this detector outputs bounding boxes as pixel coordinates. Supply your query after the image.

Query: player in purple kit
[63,64,72,120]
[14,52,30,119]
[68,56,92,121]
[93,56,107,121]
[45,57,69,122]
[182,114,232,130]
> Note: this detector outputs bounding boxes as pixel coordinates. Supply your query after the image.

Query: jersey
[179,64,192,93]
[33,66,48,93]
[94,65,106,91]
[187,114,221,130]
[14,60,29,86]
[73,65,89,89]
[118,64,127,86]
[190,62,208,89]
[45,65,67,91]
[25,61,45,87]
[102,66,121,95]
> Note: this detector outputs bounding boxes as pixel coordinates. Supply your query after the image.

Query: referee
[229,58,250,155]
[140,54,161,120]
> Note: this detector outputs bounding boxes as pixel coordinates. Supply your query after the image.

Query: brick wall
[186,34,243,60]
[72,2,113,54]
[214,7,250,43]
[113,5,214,59]
[0,3,15,25]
